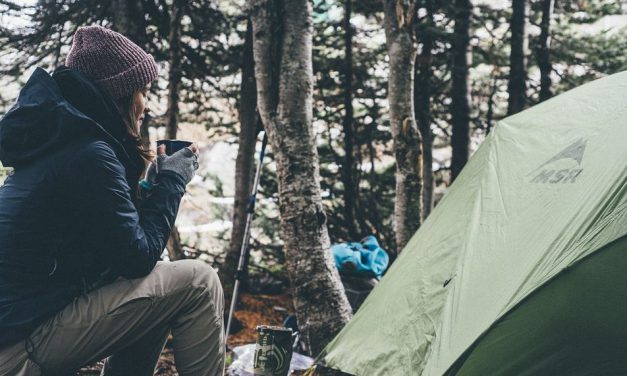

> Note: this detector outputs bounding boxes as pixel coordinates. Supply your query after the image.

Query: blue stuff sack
[331,235,389,279]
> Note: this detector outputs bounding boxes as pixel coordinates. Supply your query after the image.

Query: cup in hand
[156,140,194,156]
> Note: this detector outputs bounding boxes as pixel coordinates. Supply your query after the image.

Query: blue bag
[331,235,389,279]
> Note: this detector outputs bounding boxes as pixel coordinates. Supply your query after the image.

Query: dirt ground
[76,293,293,376]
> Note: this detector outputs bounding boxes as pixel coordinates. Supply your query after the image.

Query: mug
[156,139,193,156]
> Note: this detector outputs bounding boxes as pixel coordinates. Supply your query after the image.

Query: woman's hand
[156,143,199,184]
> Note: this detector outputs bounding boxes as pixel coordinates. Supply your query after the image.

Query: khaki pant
[0,260,225,376]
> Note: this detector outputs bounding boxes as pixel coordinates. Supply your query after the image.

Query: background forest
[1,0,626,361]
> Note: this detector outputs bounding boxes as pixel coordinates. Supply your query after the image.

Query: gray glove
[156,147,199,184]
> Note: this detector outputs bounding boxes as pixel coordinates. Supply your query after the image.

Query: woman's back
[0,134,121,347]
[0,67,146,347]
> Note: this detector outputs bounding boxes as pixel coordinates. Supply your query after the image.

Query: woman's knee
[189,260,221,291]
[176,260,224,320]
[153,260,223,308]
[175,260,222,298]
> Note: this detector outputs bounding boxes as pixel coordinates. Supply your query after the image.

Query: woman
[0,26,224,375]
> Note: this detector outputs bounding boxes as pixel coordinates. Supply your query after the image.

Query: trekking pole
[225,130,268,339]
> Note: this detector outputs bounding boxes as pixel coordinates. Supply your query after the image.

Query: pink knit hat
[65,26,159,99]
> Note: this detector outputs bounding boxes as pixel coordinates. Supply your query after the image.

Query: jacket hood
[0,67,145,190]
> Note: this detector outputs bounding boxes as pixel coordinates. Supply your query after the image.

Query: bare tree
[341,0,359,240]
[161,0,187,261]
[537,0,555,102]
[249,0,352,355]
[414,0,435,219]
[111,0,152,149]
[163,227,184,261]
[165,0,184,140]
[450,0,472,182]
[508,0,528,115]
[111,0,147,46]
[222,19,258,296]
[383,0,422,252]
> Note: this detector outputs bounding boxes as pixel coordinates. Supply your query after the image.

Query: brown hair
[115,89,153,162]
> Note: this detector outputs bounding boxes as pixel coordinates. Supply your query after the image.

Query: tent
[319,71,627,375]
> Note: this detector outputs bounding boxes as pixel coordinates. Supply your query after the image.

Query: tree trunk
[486,75,498,134]
[450,0,472,183]
[537,0,554,102]
[222,18,258,297]
[365,125,390,247]
[111,0,147,47]
[161,0,186,261]
[110,0,151,149]
[507,0,528,115]
[341,0,359,240]
[165,0,184,140]
[249,0,352,356]
[414,0,434,220]
[166,226,186,261]
[383,0,422,253]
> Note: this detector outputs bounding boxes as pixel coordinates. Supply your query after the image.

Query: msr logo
[529,138,586,184]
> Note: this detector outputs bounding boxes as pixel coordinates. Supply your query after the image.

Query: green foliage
[225,352,232,368]
[558,0,625,23]
[0,0,241,133]
[313,0,397,250]
[201,171,226,197]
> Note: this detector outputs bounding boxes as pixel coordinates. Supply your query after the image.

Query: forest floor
[77,292,294,376]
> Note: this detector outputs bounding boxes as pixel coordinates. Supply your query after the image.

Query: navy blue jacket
[0,67,186,347]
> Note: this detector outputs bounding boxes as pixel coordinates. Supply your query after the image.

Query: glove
[156,146,199,184]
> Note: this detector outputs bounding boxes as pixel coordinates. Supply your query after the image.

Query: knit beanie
[65,26,159,99]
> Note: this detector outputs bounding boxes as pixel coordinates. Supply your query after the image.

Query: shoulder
[73,139,117,159]
[69,138,126,175]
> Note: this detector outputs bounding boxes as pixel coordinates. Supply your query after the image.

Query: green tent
[319,71,627,375]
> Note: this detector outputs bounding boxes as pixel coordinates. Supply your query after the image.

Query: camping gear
[227,343,314,376]
[156,139,193,155]
[331,235,389,279]
[318,71,627,375]
[331,236,386,313]
[253,326,296,376]
[226,131,268,338]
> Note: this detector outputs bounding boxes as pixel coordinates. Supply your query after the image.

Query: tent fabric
[448,235,627,376]
[320,71,627,375]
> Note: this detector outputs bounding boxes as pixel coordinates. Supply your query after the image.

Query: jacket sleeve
[73,141,186,279]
